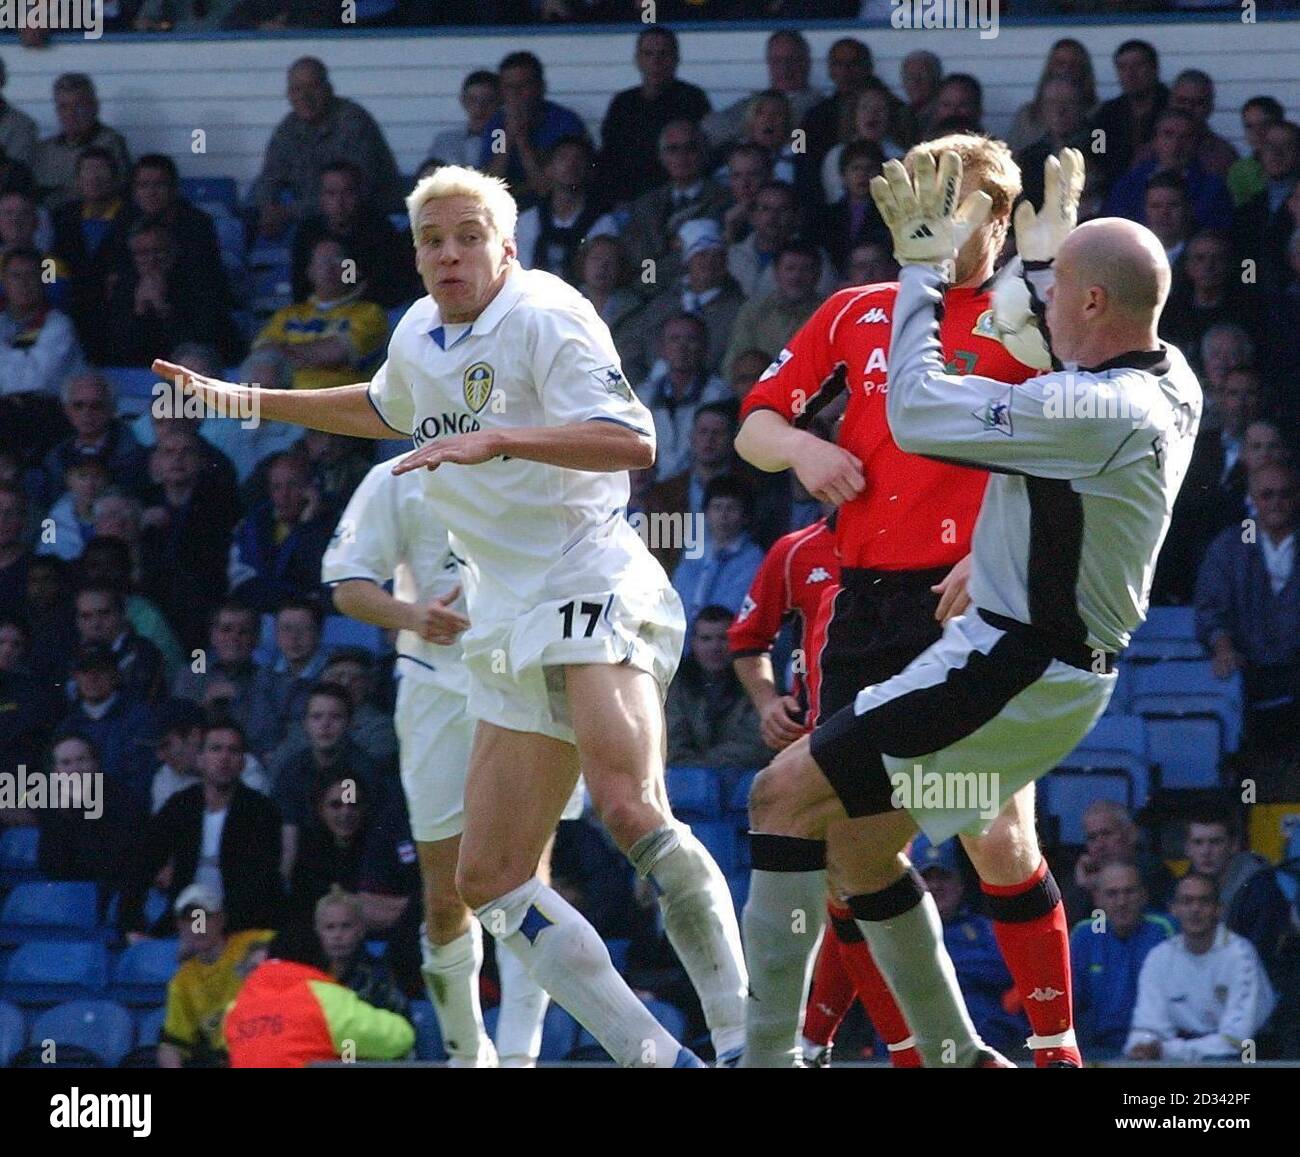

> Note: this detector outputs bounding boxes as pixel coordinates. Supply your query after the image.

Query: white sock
[630,825,748,1059]
[475,877,691,1068]
[739,866,827,1067]
[420,922,496,1067]
[494,935,549,1067]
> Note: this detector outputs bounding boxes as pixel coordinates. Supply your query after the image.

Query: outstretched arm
[152,359,394,440]
[390,419,653,476]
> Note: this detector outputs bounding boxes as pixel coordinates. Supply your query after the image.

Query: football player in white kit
[323,461,584,1067]
[154,165,746,1068]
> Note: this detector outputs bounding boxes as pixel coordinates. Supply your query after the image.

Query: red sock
[802,926,855,1048]
[982,861,1082,1067]
[827,901,922,1068]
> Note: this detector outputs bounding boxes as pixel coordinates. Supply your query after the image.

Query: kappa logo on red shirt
[805,567,833,584]
[856,307,889,324]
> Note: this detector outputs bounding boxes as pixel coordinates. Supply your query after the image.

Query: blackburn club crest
[463,362,494,413]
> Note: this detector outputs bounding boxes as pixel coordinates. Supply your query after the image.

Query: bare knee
[455,855,531,914]
[589,776,663,851]
[962,809,1041,886]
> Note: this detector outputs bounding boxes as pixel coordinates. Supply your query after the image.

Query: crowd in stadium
[0,19,1297,1066]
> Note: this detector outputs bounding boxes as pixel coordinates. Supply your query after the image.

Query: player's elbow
[624,431,656,472]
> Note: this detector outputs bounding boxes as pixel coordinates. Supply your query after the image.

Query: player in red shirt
[735,135,1083,1067]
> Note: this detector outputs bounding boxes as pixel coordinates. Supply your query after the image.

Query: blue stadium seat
[1133,693,1241,758]
[1106,663,1136,714]
[1130,660,1241,703]
[1040,769,1130,845]
[690,821,739,874]
[30,1000,135,1068]
[727,871,750,914]
[321,614,388,656]
[110,939,180,1006]
[0,881,100,945]
[0,826,41,886]
[538,1002,580,1062]
[407,998,446,1061]
[1141,712,1226,790]
[664,767,723,821]
[0,1000,24,1066]
[1055,751,1151,810]
[1075,714,1147,759]
[135,1005,166,1048]
[727,770,758,815]
[1126,607,1203,661]
[103,365,162,408]
[4,941,109,1006]
[179,176,238,213]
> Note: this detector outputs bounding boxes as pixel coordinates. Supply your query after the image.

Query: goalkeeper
[734,135,1087,1067]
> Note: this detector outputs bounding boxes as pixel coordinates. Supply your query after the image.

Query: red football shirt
[740,282,1038,570]
[728,515,840,723]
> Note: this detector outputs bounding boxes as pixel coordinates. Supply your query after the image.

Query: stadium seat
[690,821,739,874]
[178,176,238,213]
[1106,663,1136,714]
[135,1005,167,1048]
[664,767,723,821]
[321,614,388,656]
[1055,751,1151,810]
[0,826,41,886]
[0,881,100,945]
[29,1000,135,1068]
[1130,660,1242,704]
[1141,712,1226,790]
[538,1002,580,1063]
[1074,714,1147,759]
[1040,769,1130,845]
[4,941,109,1006]
[1126,607,1203,661]
[110,939,180,1006]
[0,1000,24,1066]
[407,998,446,1061]
[103,366,162,409]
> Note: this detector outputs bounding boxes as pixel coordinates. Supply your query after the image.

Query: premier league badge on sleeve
[591,365,634,402]
[973,385,1015,436]
[463,362,495,413]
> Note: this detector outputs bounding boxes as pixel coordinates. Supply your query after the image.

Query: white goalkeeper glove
[1012,148,1085,265]
[989,260,1052,371]
[869,150,993,272]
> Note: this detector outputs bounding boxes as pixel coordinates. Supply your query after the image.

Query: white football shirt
[321,460,471,695]
[366,265,667,621]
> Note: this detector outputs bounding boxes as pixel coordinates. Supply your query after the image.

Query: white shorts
[811,611,1116,843]
[395,668,586,842]
[458,582,685,745]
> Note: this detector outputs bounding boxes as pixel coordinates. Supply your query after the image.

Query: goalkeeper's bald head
[1063,218,1171,320]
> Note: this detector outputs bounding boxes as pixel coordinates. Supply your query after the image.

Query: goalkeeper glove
[869,151,993,271]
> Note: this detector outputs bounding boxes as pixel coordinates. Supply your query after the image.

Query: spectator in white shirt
[701,30,822,152]
[0,246,86,398]
[428,71,499,171]
[1125,872,1276,1062]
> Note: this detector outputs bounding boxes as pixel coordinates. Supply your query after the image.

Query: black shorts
[816,566,951,724]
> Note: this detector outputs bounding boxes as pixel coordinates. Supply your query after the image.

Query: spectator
[643,401,740,573]
[815,140,890,275]
[251,57,402,241]
[1090,39,1169,189]
[172,600,281,756]
[799,38,875,175]
[429,70,500,171]
[729,90,797,188]
[0,248,86,406]
[157,885,275,1068]
[1063,798,1176,923]
[927,74,984,137]
[71,583,166,702]
[265,597,330,744]
[122,720,284,935]
[1006,38,1097,155]
[1199,322,1257,405]
[575,234,641,332]
[0,482,30,618]
[636,313,730,481]
[1161,230,1258,356]
[1234,121,1299,305]
[843,239,898,288]
[0,616,54,771]
[32,732,144,906]
[33,73,130,208]
[0,190,69,310]
[139,427,241,650]
[272,647,398,770]
[101,221,244,366]
[1195,463,1300,764]
[151,697,265,812]
[255,238,387,391]
[479,51,588,207]
[59,642,159,808]
[914,835,1030,1059]
[293,429,371,518]
[666,603,770,773]
[1104,110,1233,231]
[1143,172,1195,266]
[1241,419,1292,490]
[51,147,126,336]
[728,349,773,400]
[0,56,37,166]
[1016,77,1095,211]
[618,119,729,283]
[702,31,821,153]
[615,219,744,385]
[1125,873,1276,1062]
[290,160,419,310]
[727,181,833,301]
[598,27,710,206]
[1070,863,1174,1059]
[818,86,903,207]
[36,453,109,563]
[1228,96,1284,208]
[898,49,942,144]
[1138,69,1239,180]
[314,886,409,1015]
[723,240,824,381]
[223,923,413,1068]
[227,453,334,613]
[198,347,303,486]
[515,136,608,279]
[671,474,764,630]
[720,141,773,246]
[19,553,74,682]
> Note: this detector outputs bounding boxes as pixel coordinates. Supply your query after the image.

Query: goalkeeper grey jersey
[886,265,1202,655]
